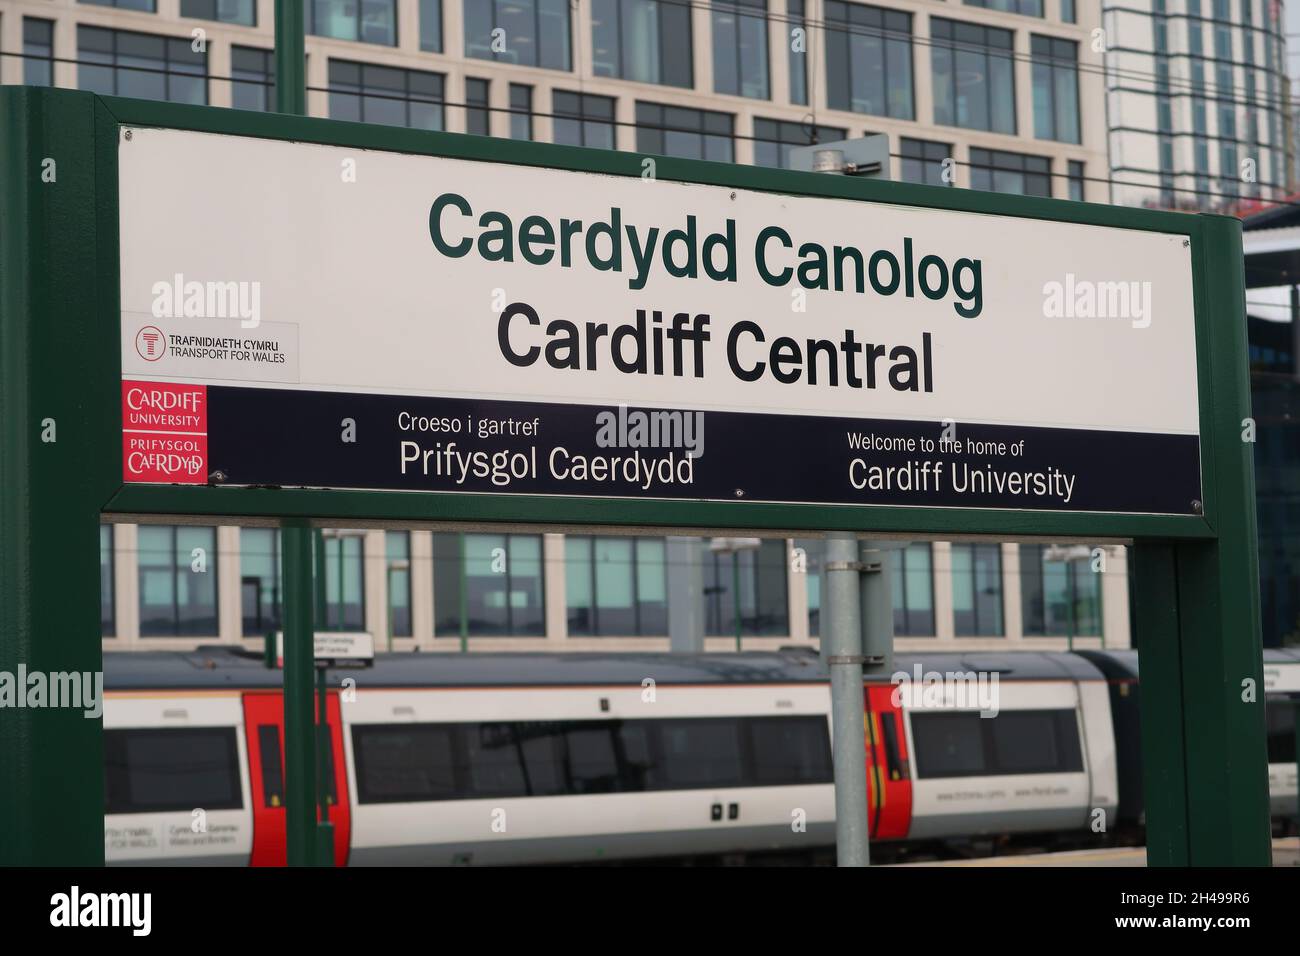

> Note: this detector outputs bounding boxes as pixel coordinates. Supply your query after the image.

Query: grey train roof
[1078,647,1300,680]
[103,645,1106,691]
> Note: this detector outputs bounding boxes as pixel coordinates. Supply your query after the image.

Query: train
[102,645,1300,865]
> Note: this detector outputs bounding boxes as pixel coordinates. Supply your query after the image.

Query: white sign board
[118,128,1201,514]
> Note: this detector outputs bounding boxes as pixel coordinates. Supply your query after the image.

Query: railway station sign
[119,127,1200,516]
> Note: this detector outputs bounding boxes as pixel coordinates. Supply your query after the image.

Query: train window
[617,720,656,790]
[464,723,528,797]
[989,710,1083,775]
[911,713,987,778]
[352,724,458,803]
[513,722,566,796]
[655,719,746,789]
[911,709,1084,779]
[257,725,284,808]
[1266,697,1296,764]
[104,727,242,814]
[563,723,623,793]
[748,716,834,785]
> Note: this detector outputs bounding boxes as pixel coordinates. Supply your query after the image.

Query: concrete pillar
[667,536,706,652]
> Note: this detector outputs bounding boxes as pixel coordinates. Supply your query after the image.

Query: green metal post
[0,88,118,866]
[459,532,469,653]
[314,529,327,628]
[273,0,306,117]
[281,519,317,866]
[1133,216,1271,866]
[731,551,742,652]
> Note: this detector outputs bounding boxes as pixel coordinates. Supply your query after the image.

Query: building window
[713,0,769,99]
[1067,160,1084,201]
[553,91,615,148]
[963,0,1042,15]
[78,27,208,105]
[1020,545,1102,636]
[592,0,692,88]
[931,18,1015,134]
[824,3,913,119]
[788,0,807,105]
[900,137,952,186]
[23,19,54,88]
[80,0,156,10]
[566,536,668,636]
[892,543,935,635]
[138,526,219,637]
[101,526,116,638]
[969,148,1052,197]
[180,0,255,26]
[231,46,274,112]
[466,77,490,135]
[753,118,846,168]
[1060,0,1075,23]
[1031,35,1079,144]
[386,532,412,638]
[705,540,789,636]
[328,60,444,129]
[419,0,442,52]
[636,102,734,161]
[951,543,1003,636]
[509,84,533,140]
[322,533,365,630]
[466,0,571,70]
[309,0,397,46]
[433,533,545,636]
[240,528,280,637]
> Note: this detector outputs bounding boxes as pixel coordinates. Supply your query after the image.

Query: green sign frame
[0,87,1272,866]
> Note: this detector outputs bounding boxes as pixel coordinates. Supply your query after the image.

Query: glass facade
[951,543,1003,636]
[78,26,208,104]
[712,0,769,99]
[787,0,807,105]
[1020,545,1102,637]
[566,536,668,636]
[180,0,256,26]
[592,0,692,88]
[752,118,846,169]
[824,2,913,120]
[932,18,1016,134]
[892,543,935,635]
[328,60,445,129]
[466,77,491,135]
[969,148,1052,197]
[466,0,571,70]
[705,540,789,637]
[101,526,115,637]
[433,533,545,636]
[899,137,952,187]
[419,0,443,52]
[79,0,155,10]
[386,531,412,637]
[509,84,533,140]
[310,0,397,46]
[964,0,1042,14]
[23,18,55,87]
[138,526,219,637]
[553,91,616,149]
[636,102,734,162]
[1031,35,1079,144]
[231,46,274,112]
[240,528,280,637]
[323,534,365,630]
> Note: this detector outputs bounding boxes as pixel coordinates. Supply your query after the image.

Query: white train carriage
[99,648,1125,864]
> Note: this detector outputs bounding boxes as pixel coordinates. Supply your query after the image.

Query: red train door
[243,691,351,866]
[864,685,913,840]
